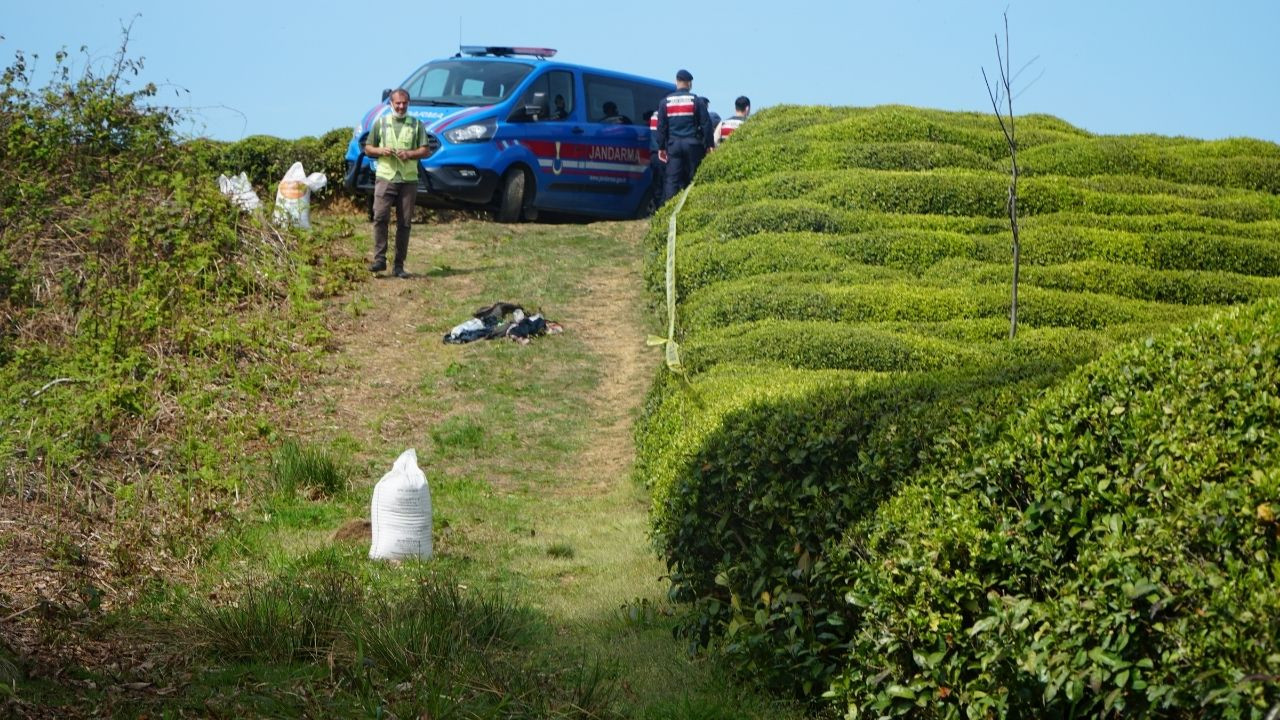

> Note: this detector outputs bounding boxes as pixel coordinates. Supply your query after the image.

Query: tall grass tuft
[183,551,619,717]
[0,637,23,686]
[271,439,347,497]
[354,578,533,678]
[188,557,360,663]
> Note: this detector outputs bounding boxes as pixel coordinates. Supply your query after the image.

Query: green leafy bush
[829,298,1280,718]
[188,127,353,203]
[927,258,1280,306]
[641,351,1100,695]
[700,140,1001,183]
[680,321,1135,375]
[685,169,1280,224]
[0,44,361,570]
[1020,136,1280,193]
[680,320,984,373]
[638,103,1280,708]
[679,275,1207,332]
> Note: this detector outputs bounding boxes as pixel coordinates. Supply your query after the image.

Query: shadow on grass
[422,264,500,279]
[9,547,622,719]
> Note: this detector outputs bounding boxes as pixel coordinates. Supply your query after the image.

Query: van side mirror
[381,88,392,102]
[518,90,548,122]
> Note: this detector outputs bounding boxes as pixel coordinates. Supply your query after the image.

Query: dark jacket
[656,89,713,151]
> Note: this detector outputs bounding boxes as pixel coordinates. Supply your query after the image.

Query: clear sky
[4,1,1278,144]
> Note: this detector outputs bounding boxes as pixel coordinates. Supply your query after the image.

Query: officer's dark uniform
[656,70,714,204]
[647,112,665,205]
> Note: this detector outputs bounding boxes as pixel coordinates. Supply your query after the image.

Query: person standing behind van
[364,88,430,278]
[714,96,751,147]
[656,69,713,203]
[646,110,665,206]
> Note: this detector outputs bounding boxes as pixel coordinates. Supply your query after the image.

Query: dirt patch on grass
[301,216,484,458]
[306,214,657,497]
[552,220,657,495]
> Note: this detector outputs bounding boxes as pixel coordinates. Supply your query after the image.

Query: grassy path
[274,211,803,718]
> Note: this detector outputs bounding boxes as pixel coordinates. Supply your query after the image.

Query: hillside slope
[636,104,1280,710]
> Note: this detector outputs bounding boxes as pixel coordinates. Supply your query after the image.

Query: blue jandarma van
[345,46,674,221]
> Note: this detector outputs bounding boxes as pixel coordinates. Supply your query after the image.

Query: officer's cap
[676,69,693,82]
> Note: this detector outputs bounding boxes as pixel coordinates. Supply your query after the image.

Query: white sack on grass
[369,448,433,561]
[272,161,327,229]
[216,171,261,211]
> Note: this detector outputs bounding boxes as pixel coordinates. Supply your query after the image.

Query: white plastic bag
[369,448,433,561]
[272,161,327,229]
[216,172,261,211]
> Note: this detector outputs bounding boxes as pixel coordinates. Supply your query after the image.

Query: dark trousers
[372,179,417,269]
[663,137,705,204]
[649,153,665,204]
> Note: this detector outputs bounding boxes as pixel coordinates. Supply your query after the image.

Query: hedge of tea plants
[636,104,1280,713]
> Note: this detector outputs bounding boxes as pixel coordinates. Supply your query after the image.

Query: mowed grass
[93,212,807,719]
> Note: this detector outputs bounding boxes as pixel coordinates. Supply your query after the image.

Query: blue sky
[4,1,1278,144]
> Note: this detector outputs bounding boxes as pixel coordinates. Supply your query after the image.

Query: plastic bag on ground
[272,161,328,229]
[216,172,261,211]
[369,448,433,561]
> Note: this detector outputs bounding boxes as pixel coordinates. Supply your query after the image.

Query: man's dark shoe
[392,267,411,279]
[369,260,387,273]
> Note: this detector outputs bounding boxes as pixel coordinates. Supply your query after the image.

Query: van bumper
[347,162,499,207]
[424,165,500,204]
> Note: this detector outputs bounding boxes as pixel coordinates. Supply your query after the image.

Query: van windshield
[401,60,534,107]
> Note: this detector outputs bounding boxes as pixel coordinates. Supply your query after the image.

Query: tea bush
[1020,136,1280,193]
[926,258,1280,306]
[829,299,1280,718]
[638,103,1280,705]
[681,170,1280,224]
[680,275,1207,332]
[700,140,1002,183]
[189,126,353,203]
[680,320,986,373]
[677,320,1142,376]
[663,218,1280,301]
[641,353,1096,695]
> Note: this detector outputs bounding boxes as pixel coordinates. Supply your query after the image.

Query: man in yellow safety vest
[364,88,431,278]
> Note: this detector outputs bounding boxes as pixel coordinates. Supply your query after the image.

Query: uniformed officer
[647,110,665,203]
[714,95,751,147]
[656,69,714,203]
[364,88,431,278]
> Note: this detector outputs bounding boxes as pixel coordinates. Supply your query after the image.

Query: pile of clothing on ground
[442,302,563,345]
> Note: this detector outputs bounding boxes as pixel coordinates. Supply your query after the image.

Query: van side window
[635,84,669,129]
[584,74,667,126]
[511,70,575,122]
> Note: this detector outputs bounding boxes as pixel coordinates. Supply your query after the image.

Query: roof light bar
[460,45,557,59]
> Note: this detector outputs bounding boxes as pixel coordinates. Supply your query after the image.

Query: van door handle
[571,126,584,135]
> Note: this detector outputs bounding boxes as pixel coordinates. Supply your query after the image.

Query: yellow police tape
[645,184,694,374]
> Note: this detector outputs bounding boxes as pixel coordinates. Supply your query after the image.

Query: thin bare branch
[30,377,86,399]
[982,67,1014,146]
[984,10,1022,340]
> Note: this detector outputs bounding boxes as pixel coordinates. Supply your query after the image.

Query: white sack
[369,448,433,561]
[272,161,327,229]
[216,171,261,211]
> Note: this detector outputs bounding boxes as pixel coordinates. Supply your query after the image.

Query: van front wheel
[495,169,529,223]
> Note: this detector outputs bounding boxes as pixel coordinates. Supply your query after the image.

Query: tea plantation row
[637,105,1280,716]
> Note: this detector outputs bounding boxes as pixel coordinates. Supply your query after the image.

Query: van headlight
[444,118,497,143]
